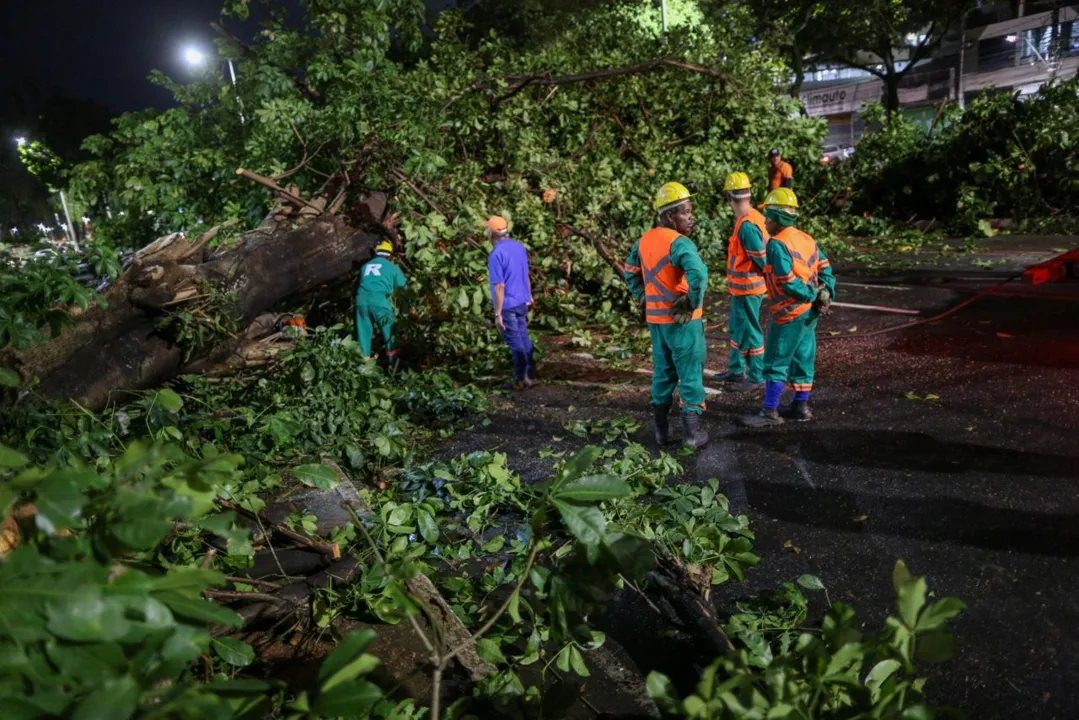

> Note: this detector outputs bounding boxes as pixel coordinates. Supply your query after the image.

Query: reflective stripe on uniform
[625,264,642,275]
[791,382,813,392]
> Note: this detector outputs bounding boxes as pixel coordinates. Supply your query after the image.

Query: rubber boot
[652,405,673,446]
[718,372,748,384]
[730,379,765,394]
[681,413,709,449]
[742,408,784,428]
[780,401,813,422]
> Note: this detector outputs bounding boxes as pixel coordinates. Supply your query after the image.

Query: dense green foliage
[824,80,1079,235]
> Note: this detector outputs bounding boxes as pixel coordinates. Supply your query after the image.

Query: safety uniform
[355,252,407,358]
[761,226,835,401]
[624,227,709,415]
[726,208,768,383]
[768,161,794,191]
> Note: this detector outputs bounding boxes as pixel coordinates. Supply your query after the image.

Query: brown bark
[4,212,379,409]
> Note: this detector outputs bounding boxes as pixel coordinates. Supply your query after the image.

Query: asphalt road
[437,239,1079,718]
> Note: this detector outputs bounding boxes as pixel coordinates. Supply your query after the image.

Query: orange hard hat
[484,216,508,233]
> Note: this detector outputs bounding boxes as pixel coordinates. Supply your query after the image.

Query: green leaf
[897,576,927,629]
[797,574,825,592]
[72,675,138,720]
[892,560,912,592]
[34,473,87,533]
[47,588,130,642]
[150,568,226,595]
[553,474,632,503]
[318,630,377,687]
[475,637,507,665]
[417,509,439,544]
[155,388,184,413]
[645,671,680,711]
[915,628,957,662]
[568,645,589,677]
[0,367,19,387]
[0,444,28,469]
[317,680,383,717]
[156,592,243,627]
[508,591,522,623]
[293,464,339,490]
[553,446,601,489]
[866,659,901,698]
[915,598,965,632]
[552,500,606,548]
[212,637,255,667]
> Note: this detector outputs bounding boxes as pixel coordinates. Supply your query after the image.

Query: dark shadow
[737,429,1079,479]
[744,475,1079,557]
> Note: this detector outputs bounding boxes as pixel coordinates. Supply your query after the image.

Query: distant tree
[741,0,974,117]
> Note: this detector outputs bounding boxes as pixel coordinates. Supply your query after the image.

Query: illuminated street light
[181,44,245,124]
[1006,34,1018,43]
[183,47,207,67]
[14,136,27,147]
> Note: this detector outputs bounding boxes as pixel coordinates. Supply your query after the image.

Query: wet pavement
[438,237,1079,718]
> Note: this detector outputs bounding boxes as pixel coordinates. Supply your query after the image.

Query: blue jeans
[500,303,535,381]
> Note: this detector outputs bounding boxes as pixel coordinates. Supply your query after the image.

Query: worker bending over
[768,149,794,191]
[743,189,835,428]
[355,241,407,361]
[720,171,768,392]
[624,182,709,449]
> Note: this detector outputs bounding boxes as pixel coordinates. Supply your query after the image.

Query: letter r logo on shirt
[364,265,382,277]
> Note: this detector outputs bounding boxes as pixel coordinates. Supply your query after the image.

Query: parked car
[820,144,854,166]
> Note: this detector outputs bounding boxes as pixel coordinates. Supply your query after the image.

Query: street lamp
[181,44,244,123]
[183,47,207,67]
[14,136,79,251]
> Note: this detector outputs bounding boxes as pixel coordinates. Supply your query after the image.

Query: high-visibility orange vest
[727,209,768,297]
[768,161,794,191]
[765,226,820,324]
[639,227,704,325]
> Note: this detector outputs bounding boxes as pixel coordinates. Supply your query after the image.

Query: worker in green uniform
[720,171,769,393]
[355,240,407,361]
[743,188,836,428]
[624,182,710,449]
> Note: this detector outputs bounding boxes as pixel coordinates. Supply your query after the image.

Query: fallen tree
[2,178,390,408]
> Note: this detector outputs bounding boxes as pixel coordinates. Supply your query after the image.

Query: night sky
[1,1,235,113]
[2,1,459,115]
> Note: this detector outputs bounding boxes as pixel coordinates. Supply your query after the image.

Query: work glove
[813,287,833,316]
[671,295,695,325]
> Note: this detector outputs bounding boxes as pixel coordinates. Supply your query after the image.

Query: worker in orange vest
[743,188,835,428]
[623,182,710,449]
[768,149,794,191]
[719,171,768,393]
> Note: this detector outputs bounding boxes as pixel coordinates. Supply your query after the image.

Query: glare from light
[1006,34,1017,43]
[183,47,207,67]
[14,136,27,147]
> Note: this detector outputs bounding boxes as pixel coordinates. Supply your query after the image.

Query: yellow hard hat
[763,187,799,210]
[654,182,691,212]
[723,172,752,193]
[375,241,393,254]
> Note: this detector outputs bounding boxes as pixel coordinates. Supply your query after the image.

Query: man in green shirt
[743,189,836,428]
[624,181,710,449]
[355,241,407,360]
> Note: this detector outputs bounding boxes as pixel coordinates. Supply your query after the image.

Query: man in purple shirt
[486,215,535,390]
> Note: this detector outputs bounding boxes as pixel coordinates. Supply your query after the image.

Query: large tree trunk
[4,201,381,409]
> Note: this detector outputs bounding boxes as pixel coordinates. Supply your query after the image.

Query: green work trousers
[727,294,765,383]
[355,305,397,359]
[762,311,817,391]
[649,319,707,415]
